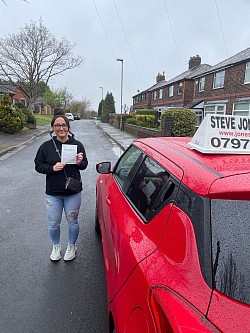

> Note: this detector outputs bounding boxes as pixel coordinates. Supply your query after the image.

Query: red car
[95,136,250,333]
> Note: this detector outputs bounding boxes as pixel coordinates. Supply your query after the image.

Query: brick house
[132,47,250,126]
[34,96,53,115]
[0,85,30,107]
[193,47,250,124]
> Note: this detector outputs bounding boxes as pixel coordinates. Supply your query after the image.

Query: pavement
[0,120,137,157]
[95,121,136,151]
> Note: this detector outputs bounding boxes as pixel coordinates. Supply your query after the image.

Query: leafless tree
[1,0,29,4]
[0,18,83,110]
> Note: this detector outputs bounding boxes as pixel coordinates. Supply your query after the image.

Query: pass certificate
[142,180,156,197]
[61,144,77,164]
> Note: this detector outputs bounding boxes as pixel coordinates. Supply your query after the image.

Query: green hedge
[126,118,137,125]
[135,114,155,128]
[136,109,159,126]
[161,108,196,137]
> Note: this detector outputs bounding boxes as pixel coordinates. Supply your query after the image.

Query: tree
[44,87,73,109]
[0,93,22,133]
[18,80,50,98]
[0,18,83,111]
[104,92,115,114]
[69,98,91,118]
[98,100,103,117]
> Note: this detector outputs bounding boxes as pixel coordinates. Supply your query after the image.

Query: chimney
[156,71,165,83]
[189,55,201,69]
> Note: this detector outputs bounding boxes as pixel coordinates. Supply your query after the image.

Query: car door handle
[106,196,111,206]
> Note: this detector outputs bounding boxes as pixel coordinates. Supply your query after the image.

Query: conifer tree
[0,93,22,133]
[104,92,115,114]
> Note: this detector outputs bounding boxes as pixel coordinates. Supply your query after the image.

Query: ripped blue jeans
[45,193,82,246]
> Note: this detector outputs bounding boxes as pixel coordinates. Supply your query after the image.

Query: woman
[34,114,88,261]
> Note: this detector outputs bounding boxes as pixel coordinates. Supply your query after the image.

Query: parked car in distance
[73,113,80,120]
[65,112,74,121]
[95,134,250,333]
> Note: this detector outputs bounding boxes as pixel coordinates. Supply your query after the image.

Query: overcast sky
[1,0,250,112]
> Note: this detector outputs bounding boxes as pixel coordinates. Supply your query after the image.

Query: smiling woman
[34,114,88,262]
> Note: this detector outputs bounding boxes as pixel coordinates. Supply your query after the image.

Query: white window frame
[194,109,203,127]
[199,77,205,92]
[153,91,157,100]
[177,83,183,95]
[204,104,226,116]
[244,62,250,84]
[159,89,163,99]
[233,102,250,116]
[169,85,174,97]
[213,70,225,89]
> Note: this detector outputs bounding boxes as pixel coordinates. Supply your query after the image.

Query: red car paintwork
[96,136,250,332]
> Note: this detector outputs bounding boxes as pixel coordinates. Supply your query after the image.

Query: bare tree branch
[0,18,83,109]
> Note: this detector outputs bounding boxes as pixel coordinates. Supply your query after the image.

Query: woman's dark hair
[51,114,70,128]
[53,107,64,116]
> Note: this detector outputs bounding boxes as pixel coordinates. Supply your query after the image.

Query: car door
[103,143,184,301]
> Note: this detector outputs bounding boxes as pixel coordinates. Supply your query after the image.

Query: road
[0,120,122,333]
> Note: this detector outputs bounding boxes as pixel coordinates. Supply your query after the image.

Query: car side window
[127,156,169,218]
[113,145,142,188]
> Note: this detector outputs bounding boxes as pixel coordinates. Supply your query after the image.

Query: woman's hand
[76,152,84,165]
[53,162,65,171]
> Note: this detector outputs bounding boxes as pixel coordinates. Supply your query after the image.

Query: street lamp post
[99,86,103,116]
[116,58,123,130]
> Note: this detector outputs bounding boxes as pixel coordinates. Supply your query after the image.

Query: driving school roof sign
[188,114,250,154]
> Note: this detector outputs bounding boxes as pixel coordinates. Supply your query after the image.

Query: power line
[163,0,183,72]
[112,0,145,88]
[92,0,117,60]
[93,0,135,102]
[214,0,229,58]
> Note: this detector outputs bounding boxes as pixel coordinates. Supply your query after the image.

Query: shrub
[136,109,159,127]
[135,114,155,128]
[0,93,22,134]
[126,118,137,125]
[15,102,37,125]
[161,108,196,137]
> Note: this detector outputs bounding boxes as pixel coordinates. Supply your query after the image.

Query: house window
[169,85,174,97]
[194,110,203,127]
[204,104,226,116]
[153,91,157,100]
[178,83,183,95]
[244,62,250,84]
[20,99,26,106]
[199,77,205,92]
[213,70,225,89]
[159,89,163,99]
[233,102,250,116]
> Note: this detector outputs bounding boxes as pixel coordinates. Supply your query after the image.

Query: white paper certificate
[61,144,77,164]
[142,180,156,197]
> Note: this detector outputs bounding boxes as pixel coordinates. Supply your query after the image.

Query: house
[0,84,30,107]
[193,47,250,124]
[34,96,53,115]
[132,47,250,126]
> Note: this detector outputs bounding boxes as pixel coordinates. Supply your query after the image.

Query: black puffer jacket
[34,135,88,195]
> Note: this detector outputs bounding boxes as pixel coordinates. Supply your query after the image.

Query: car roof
[134,137,250,197]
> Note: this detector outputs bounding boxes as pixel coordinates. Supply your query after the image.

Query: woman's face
[52,117,69,142]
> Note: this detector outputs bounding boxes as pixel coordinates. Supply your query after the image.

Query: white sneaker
[50,244,61,261]
[64,244,77,261]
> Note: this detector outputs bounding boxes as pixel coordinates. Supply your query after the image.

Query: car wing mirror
[96,162,112,174]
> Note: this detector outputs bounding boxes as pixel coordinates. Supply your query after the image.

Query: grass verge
[34,114,53,126]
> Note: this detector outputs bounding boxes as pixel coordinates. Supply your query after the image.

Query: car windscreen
[211,199,250,305]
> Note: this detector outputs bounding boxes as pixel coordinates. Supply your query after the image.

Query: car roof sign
[188,114,250,154]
